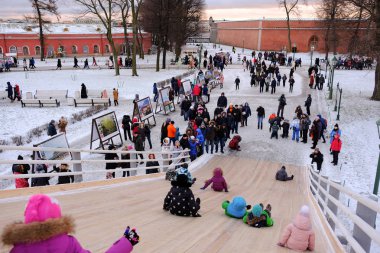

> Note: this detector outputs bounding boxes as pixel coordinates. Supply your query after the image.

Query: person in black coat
[73,56,79,68]
[120,145,132,177]
[105,145,119,178]
[80,83,88,98]
[281,119,290,138]
[163,174,201,217]
[275,166,294,181]
[277,94,286,118]
[47,120,57,136]
[180,134,190,150]
[310,148,324,172]
[305,94,312,116]
[56,59,62,70]
[232,105,242,134]
[217,93,227,108]
[146,154,160,174]
[31,163,50,187]
[122,115,132,141]
[270,78,277,94]
[181,96,192,121]
[52,164,74,184]
[6,82,13,101]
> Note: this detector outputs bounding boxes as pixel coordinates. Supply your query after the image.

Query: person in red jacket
[330,134,342,166]
[192,84,201,102]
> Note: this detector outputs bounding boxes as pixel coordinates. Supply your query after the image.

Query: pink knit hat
[24,194,62,224]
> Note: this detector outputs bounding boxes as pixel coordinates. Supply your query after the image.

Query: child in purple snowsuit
[200,167,228,192]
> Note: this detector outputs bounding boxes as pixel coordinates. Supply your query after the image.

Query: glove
[124,226,140,246]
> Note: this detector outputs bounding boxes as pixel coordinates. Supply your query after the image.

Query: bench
[74,98,111,107]
[35,90,68,100]
[21,99,60,107]
[75,89,113,99]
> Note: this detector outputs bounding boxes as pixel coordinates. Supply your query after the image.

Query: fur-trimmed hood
[2,216,75,245]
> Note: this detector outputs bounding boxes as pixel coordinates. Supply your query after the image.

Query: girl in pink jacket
[200,167,228,192]
[277,205,315,251]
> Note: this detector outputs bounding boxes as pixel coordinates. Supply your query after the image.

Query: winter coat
[180,137,190,150]
[188,140,198,156]
[242,104,251,118]
[278,96,287,107]
[122,115,132,130]
[217,96,227,108]
[276,168,290,181]
[256,106,265,117]
[105,153,119,170]
[1,216,90,253]
[272,123,280,132]
[205,126,216,141]
[120,153,130,168]
[192,85,201,96]
[279,213,315,251]
[181,99,192,112]
[106,237,133,253]
[31,164,50,187]
[163,175,200,217]
[47,123,57,136]
[281,122,290,133]
[232,108,242,122]
[330,136,342,152]
[195,128,204,145]
[310,152,324,166]
[134,135,144,151]
[202,170,228,192]
[80,85,87,99]
[113,90,119,100]
[57,170,74,185]
[330,129,342,144]
[305,96,312,107]
[300,118,311,131]
[146,160,160,174]
[167,124,176,138]
[12,163,30,188]
[290,119,300,131]
[58,118,68,133]
[222,196,249,218]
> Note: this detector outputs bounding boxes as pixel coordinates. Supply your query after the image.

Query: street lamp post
[310,45,315,67]
[242,40,245,53]
[325,59,328,79]
[334,83,339,111]
[372,119,380,195]
[328,56,337,100]
[336,86,342,120]
[198,43,203,70]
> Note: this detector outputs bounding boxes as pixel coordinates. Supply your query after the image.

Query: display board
[182,80,192,97]
[155,86,175,115]
[132,97,156,126]
[90,111,123,149]
[34,133,71,161]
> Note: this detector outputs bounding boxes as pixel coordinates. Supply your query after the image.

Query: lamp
[310,45,315,67]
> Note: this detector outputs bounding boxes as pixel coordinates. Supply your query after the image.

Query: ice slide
[0,156,343,252]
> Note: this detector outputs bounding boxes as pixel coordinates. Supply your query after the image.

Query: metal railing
[0,145,190,181]
[307,164,380,253]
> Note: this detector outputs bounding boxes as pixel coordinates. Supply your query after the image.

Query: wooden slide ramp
[0,156,343,253]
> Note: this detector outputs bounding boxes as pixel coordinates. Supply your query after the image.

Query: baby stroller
[229,135,242,151]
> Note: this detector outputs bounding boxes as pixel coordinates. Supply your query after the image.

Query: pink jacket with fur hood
[279,206,315,251]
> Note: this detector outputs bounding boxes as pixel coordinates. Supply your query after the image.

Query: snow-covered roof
[0,23,136,34]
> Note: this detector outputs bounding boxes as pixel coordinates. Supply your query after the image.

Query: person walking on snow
[330,134,342,166]
[113,88,119,106]
[305,94,312,116]
[290,117,300,142]
[282,74,287,87]
[73,56,79,68]
[277,94,286,118]
[235,76,240,90]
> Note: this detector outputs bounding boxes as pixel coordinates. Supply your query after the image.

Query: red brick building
[210,18,366,53]
[0,23,152,58]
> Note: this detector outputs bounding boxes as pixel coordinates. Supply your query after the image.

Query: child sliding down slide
[200,167,228,192]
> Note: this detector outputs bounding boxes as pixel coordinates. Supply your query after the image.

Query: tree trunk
[109,38,120,76]
[348,6,363,57]
[36,3,45,61]
[324,25,330,60]
[131,0,138,76]
[371,1,380,100]
[286,13,292,52]
[122,19,131,57]
[156,41,161,72]
[138,26,144,59]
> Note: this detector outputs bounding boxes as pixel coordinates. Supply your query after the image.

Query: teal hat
[252,204,263,217]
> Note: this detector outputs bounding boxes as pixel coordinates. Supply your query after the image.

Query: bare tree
[278,0,304,52]
[74,0,120,76]
[28,0,60,61]
[130,0,143,76]
[115,0,131,57]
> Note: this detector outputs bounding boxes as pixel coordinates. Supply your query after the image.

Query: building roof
[0,23,138,34]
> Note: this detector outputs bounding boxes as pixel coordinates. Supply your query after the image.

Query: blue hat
[252,204,263,217]
[227,196,247,218]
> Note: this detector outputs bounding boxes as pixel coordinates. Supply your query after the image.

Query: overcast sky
[0,0,319,21]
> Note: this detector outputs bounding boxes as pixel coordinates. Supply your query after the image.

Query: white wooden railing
[307,164,380,253]
[0,145,190,181]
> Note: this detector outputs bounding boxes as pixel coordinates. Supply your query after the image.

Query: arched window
[35,46,41,55]
[72,45,78,54]
[0,46,3,54]
[10,46,17,54]
[47,45,54,57]
[94,45,99,54]
[58,45,65,53]
[105,44,110,53]
[83,45,89,54]
[309,35,319,50]
[23,46,29,56]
